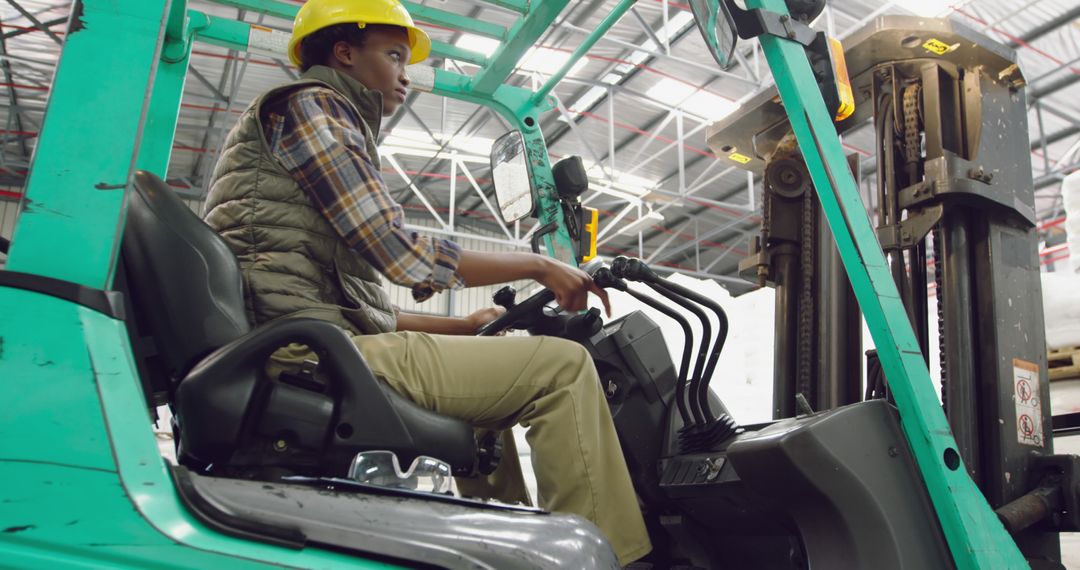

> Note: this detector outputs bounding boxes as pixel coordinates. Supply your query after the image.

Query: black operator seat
[119,170,478,477]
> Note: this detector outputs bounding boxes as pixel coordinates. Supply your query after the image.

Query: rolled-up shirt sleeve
[266,88,464,302]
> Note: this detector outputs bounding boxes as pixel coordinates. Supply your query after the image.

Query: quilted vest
[203,65,397,335]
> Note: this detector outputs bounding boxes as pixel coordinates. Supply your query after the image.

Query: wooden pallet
[1049,347,1080,381]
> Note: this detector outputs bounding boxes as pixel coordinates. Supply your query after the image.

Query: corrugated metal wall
[0,197,17,241]
[0,195,19,267]
[1,196,534,319]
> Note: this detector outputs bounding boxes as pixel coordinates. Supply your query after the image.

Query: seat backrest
[121,171,251,384]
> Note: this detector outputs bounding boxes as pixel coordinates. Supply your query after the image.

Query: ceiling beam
[1007,4,1080,48]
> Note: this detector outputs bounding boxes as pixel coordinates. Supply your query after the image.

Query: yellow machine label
[728,152,752,164]
[828,37,855,121]
[582,207,598,262]
[922,38,953,55]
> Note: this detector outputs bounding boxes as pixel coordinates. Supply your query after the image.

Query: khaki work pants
[270,332,652,566]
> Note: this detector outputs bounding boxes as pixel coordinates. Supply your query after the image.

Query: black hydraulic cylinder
[995,485,1061,534]
[938,211,981,484]
[773,247,799,419]
[815,208,862,411]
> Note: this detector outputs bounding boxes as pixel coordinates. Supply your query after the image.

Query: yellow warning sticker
[728,152,752,164]
[922,38,954,55]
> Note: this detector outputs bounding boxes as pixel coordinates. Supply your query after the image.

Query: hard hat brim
[405,25,431,64]
[288,22,431,67]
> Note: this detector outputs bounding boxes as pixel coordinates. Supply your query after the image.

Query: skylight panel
[645,77,740,121]
[453,34,500,57]
[518,47,589,76]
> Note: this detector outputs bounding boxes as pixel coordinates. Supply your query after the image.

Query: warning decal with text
[1013,358,1044,448]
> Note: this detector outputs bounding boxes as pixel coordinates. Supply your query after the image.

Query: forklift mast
[709,11,1072,565]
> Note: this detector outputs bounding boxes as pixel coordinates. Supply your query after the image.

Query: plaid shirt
[265,87,463,302]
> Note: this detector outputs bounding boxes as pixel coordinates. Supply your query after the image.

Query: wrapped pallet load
[1044,172,1080,387]
[1066,170,1079,275]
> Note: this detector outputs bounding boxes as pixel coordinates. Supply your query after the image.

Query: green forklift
[0,0,1074,568]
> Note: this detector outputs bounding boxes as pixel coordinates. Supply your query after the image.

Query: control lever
[638,269,730,419]
[593,267,693,426]
[565,307,603,339]
[612,257,731,422]
[612,257,712,426]
[611,257,739,451]
[493,286,517,310]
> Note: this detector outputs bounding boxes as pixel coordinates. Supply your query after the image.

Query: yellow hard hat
[288,0,432,67]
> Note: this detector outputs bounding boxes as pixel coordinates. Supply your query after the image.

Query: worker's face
[336,27,412,116]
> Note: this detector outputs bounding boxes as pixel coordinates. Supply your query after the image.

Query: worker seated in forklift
[200,0,651,565]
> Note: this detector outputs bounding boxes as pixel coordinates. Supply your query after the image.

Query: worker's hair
[298,22,399,72]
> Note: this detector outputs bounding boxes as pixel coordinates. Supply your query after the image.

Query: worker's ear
[331,40,355,68]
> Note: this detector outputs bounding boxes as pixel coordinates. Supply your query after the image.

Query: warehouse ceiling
[0,0,1077,291]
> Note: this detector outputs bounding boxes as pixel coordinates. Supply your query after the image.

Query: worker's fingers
[591,282,612,317]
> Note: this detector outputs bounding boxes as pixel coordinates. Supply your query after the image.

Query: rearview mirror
[490,131,535,223]
[688,0,739,70]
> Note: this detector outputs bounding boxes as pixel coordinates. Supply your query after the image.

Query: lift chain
[796,173,815,403]
[934,228,948,408]
[903,84,922,167]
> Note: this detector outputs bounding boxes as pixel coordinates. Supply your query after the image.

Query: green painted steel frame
[745,0,1027,567]
[3,0,171,288]
[425,66,578,261]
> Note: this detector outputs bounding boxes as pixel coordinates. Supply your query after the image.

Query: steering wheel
[475,287,556,336]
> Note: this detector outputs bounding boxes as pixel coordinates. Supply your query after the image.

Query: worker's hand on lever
[456,250,611,316]
[535,256,611,317]
[464,306,507,332]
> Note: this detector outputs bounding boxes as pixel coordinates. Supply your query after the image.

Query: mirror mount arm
[530,222,559,255]
[724,0,816,47]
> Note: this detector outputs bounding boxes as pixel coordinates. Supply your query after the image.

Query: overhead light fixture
[618,210,664,235]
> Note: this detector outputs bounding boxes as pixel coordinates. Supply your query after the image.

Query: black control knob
[493,286,517,309]
[592,267,628,291]
[611,256,658,283]
[566,307,603,338]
